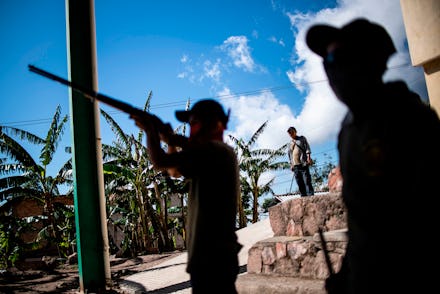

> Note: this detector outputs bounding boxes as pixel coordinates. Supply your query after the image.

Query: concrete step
[236,273,326,294]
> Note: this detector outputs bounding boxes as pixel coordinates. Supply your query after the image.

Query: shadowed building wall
[400,0,440,116]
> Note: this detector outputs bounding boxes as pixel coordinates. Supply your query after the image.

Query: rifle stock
[28,65,165,130]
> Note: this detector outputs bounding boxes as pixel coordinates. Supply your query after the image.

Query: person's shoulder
[386,81,439,119]
[385,80,409,91]
[298,135,308,141]
[385,81,422,103]
[211,141,236,153]
[385,82,440,135]
[341,112,353,126]
[213,142,238,163]
[188,141,235,160]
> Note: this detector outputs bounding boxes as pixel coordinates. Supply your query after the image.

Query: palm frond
[0,175,28,191]
[40,105,69,166]
[0,132,39,170]
[268,161,290,172]
[228,135,249,160]
[0,125,45,145]
[101,109,130,147]
[258,178,275,196]
[274,142,289,154]
[0,163,27,176]
[227,135,241,147]
[136,91,154,143]
[250,148,274,157]
[248,121,268,146]
[102,143,121,161]
[54,159,73,184]
[181,98,191,135]
[143,90,153,112]
[0,186,42,201]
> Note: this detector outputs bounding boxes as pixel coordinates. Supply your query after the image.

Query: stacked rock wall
[247,193,348,280]
[269,192,347,237]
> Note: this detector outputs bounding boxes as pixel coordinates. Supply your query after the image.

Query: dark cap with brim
[306,18,396,63]
[175,99,229,126]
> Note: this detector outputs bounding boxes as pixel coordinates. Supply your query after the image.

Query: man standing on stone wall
[287,126,314,196]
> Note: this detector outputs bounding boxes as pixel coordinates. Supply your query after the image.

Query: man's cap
[175,99,229,125]
[306,18,396,64]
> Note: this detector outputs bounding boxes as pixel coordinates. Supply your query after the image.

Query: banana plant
[101,91,187,254]
[0,105,73,259]
[229,121,290,224]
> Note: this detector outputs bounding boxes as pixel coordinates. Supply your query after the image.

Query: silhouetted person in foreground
[306,18,440,294]
[287,126,314,196]
[131,99,242,294]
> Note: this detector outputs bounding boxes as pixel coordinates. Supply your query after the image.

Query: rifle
[318,227,334,276]
[28,65,167,132]
[318,227,347,294]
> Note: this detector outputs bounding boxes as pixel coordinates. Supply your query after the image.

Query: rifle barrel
[28,65,143,116]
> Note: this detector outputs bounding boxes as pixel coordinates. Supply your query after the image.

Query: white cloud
[268,36,285,47]
[203,59,221,83]
[177,72,186,79]
[220,36,256,72]
[177,54,195,81]
[284,0,427,146]
[180,54,189,63]
[252,30,259,39]
[174,0,427,195]
[182,0,426,154]
[220,87,295,151]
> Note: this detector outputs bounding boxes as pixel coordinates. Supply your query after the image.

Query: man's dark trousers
[293,165,314,196]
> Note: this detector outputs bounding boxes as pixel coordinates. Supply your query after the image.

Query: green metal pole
[65,0,110,292]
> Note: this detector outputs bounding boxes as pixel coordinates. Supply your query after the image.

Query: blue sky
[0,0,428,196]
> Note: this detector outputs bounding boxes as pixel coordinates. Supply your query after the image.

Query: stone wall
[269,192,347,237]
[327,166,343,194]
[247,193,348,280]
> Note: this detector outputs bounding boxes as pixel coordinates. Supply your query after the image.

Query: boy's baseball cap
[306,18,396,64]
[175,99,229,126]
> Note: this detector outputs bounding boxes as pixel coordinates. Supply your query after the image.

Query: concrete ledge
[236,273,325,294]
[313,228,348,243]
[255,235,305,245]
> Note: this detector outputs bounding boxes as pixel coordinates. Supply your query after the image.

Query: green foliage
[101,93,188,255]
[53,203,76,256]
[0,99,336,267]
[0,105,74,262]
[261,197,279,213]
[310,153,336,191]
[0,214,24,269]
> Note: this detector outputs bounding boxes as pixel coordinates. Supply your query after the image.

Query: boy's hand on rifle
[130,113,178,145]
[130,113,159,135]
[158,123,175,144]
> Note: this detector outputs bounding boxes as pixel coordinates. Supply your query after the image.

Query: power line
[1,118,55,128]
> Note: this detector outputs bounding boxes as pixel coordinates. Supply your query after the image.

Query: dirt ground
[0,251,183,294]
